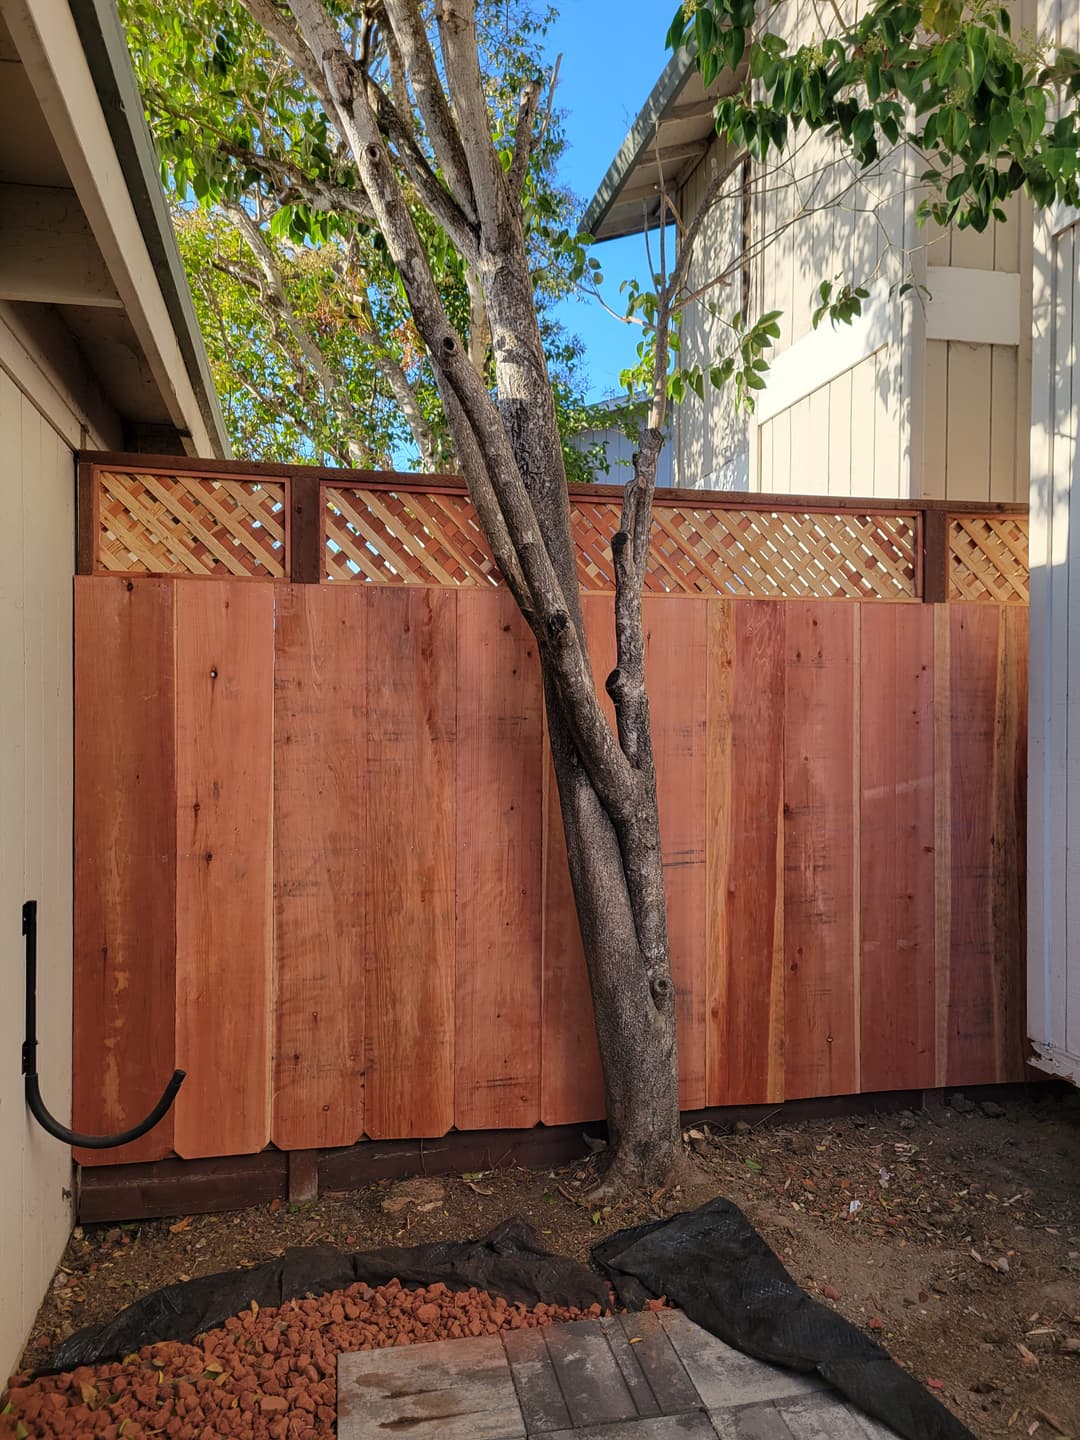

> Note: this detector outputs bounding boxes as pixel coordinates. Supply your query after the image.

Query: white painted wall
[0,312,102,1376]
[570,417,675,487]
[1028,0,1080,1083]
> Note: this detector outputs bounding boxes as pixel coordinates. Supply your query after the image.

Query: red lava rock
[867,1318,884,1332]
[927,1378,946,1390]
[2,1279,636,1439]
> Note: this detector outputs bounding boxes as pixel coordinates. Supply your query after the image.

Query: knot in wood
[611,530,629,554]
[440,335,458,356]
[651,975,674,1005]
[546,611,569,640]
[605,667,623,698]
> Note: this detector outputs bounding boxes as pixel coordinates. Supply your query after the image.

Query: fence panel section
[73,577,1028,1162]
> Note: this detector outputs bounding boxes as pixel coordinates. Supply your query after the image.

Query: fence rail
[79,457,1029,603]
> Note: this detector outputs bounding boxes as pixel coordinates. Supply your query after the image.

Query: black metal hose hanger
[22,900,186,1149]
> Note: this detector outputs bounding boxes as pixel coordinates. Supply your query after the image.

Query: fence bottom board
[75,1084,1048,1225]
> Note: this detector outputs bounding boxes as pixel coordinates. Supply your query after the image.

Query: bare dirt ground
[11,1088,1080,1439]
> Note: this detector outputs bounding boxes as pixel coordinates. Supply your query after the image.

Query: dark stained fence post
[921,508,949,604]
[289,474,323,583]
[76,461,98,575]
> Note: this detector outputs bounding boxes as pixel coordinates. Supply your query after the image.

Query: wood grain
[707,600,786,1105]
[993,605,1028,1082]
[272,585,365,1150]
[783,602,858,1099]
[363,587,456,1138]
[454,589,544,1131]
[859,604,936,1091]
[173,582,275,1158]
[73,577,177,1165]
[946,605,1000,1083]
[540,595,613,1127]
[645,595,708,1109]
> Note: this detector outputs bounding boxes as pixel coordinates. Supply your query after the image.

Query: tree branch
[508,79,542,199]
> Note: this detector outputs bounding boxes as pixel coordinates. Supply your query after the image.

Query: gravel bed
[1,1278,609,1439]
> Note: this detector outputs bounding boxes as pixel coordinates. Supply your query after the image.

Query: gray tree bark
[257,0,689,1187]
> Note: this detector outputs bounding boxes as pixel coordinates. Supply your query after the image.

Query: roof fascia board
[5,0,230,457]
[582,45,697,240]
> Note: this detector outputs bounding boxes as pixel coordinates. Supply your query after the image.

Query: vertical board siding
[707,601,785,1105]
[363,587,457,1138]
[72,580,1029,1161]
[73,578,177,1164]
[454,590,544,1132]
[783,603,859,1098]
[272,585,366,1150]
[173,583,275,1158]
[858,606,936,1091]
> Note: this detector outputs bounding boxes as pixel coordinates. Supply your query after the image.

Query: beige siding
[1028,0,1080,1079]
[673,137,750,488]
[673,0,1032,502]
[0,351,77,1374]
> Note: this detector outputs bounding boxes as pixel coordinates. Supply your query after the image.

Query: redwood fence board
[783,603,859,1100]
[858,605,936,1092]
[70,467,1030,1166]
[173,583,275,1158]
[706,600,786,1107]
[646,596,709,1111]
[454,590,545,1132]
[272,585,366,1150]
[73,577,177,1164]
[539,596,613,1127]
[362,588,457,1139]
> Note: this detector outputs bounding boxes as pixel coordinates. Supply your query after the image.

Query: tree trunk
[545,688,683,1188]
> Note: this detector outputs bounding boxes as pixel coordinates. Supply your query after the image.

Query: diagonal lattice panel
[97,470,286,577]
[949,515,1029,603]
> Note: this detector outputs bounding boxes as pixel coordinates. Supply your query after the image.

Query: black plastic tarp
[592,1196,974,1440]
[49,1217,610,1371]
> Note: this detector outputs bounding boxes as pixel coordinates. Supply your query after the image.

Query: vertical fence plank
[364,588,456,1138]
[173,583,274,1158]
[73,577,176,1165]
[946,605,1003,1083]
[783,602,858,1099]
[993,605,1028,1081]
[859,605,936,1091]
[455,590,544,1131]
[540,595,613,1127]
[645,596,709,1109]
[707,600,785,1106]
[272,585,365,1151]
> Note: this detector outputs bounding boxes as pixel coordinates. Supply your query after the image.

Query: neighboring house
[1028,0,1079,1083]
[0,0,227,1375]
[569,393,675,487]
[583,2,1033,504]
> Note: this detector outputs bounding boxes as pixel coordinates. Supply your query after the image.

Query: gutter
[67,0,231,458]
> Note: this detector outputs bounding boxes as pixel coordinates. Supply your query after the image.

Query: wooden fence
[72,458,1029,1167]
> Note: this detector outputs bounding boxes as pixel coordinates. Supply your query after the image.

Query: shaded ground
[15,1090,1080,1438]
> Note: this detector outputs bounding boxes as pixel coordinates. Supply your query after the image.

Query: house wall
[673,0,1033,502]
[568,418,675,486]
[1028,0,1080,1081]
[0,307,117,1376]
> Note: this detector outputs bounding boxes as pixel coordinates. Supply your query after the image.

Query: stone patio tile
[338,1333,525,1440]
[545,1415,721,1439]
[773,1393,899,1438]
[657,1313,827,1409]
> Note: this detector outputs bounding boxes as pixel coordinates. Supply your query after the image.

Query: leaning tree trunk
[273,0,687,1188]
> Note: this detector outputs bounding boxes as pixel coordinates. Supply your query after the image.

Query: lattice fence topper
[949,514,1029,604]
[325,486,920,599]
[97,470,286,578]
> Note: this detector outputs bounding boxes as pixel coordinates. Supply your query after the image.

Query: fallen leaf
[168,1216,193,1235]
[1017,1342,1039,1368]
[1033,1407,1070,1436]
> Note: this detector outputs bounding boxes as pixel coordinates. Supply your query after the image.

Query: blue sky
[540,4,678,403]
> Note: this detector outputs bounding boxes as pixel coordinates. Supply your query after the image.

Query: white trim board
[924,266,1021,346]
[756,278,892,424]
